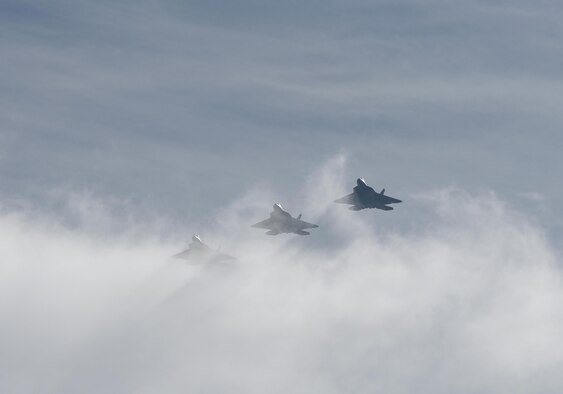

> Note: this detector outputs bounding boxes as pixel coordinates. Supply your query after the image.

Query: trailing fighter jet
[334,178,402,211]
[173,235,234,264]
[251,203,319,235]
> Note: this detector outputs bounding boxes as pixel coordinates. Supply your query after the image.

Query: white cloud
[1,160,562,393]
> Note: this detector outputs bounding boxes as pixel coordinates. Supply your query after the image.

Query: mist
[1,159,561,394]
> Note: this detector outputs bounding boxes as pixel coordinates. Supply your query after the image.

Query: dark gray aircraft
[335,178,402,211]
[173,235,234,264]
[251,203,319,235]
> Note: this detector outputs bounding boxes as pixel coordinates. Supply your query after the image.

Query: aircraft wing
[173,248,207,260]
[378,194,402,204]
[208,252,235,264]
[172,249,193,259]
[251,217,275,229]
[298,219,319,229]
[334,193,358,205]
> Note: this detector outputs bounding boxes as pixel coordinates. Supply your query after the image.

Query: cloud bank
[1,160,562,394]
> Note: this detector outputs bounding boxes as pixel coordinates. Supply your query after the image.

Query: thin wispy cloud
[2,0,563,231]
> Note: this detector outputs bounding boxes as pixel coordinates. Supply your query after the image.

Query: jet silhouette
[173,235,234,264]
[335,178,402,211]
[251,204,319,235]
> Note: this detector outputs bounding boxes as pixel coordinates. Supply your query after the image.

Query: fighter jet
[251,203,319,235]
[334,178,402,211]
[172,235,234,264]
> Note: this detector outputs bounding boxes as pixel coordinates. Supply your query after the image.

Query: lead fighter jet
[335,178,402,211]
[251,204,319,235]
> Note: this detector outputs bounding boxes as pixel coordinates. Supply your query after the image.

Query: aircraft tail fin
[297,214,302,220]
[295,230,310,236]
[380,188,385,194]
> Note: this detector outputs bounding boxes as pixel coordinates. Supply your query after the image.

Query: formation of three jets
[174,178,401,263]
[251,178,402,236]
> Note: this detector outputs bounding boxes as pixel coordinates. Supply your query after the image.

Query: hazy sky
[2,1,563,393]
[3,0,563,232]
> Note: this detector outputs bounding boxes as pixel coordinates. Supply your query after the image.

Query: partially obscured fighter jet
[251,203,319,235]
[173,235,234,264]
[335,178,402,211]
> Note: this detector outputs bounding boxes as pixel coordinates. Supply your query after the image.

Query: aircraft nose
[357,178,367,186]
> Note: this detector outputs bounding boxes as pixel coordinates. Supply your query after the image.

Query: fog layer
[1,168,562,394]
